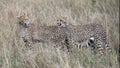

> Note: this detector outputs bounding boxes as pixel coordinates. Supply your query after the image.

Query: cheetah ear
[22,13,29,17]
[22,13,29,20]
[17,16,21,21]
[61,16,67,22]
[62,16,67,20]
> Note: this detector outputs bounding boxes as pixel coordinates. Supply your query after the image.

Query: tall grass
[0,0,119,68]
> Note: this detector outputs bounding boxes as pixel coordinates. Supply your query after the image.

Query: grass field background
[0,0,119,68]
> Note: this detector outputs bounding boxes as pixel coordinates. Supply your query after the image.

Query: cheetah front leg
[105,44,112,53]
[22,37,32,49]
[25,41,32,48]
[96,40,104,56]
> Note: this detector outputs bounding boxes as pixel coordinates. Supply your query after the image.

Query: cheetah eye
[19,21,24,25]
[60,19,63,22]
[57,20,59,21]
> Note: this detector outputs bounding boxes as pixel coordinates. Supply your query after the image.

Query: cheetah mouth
[57,22,61,26]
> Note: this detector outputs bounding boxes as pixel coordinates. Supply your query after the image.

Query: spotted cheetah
[17,14,69,49]
[56,17,112,55]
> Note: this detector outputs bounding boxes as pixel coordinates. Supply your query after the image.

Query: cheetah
[17,14,69,49]
[17,13,32,47]
[56,17,112,55]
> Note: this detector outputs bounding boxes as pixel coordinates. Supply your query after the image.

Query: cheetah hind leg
[25,42,32,49]
[96,40,104,56]
[105,44,112,53]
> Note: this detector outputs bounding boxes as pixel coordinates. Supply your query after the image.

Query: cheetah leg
[64,36,71,52]
[96,40,104,56]
[25,41,32,49]
[22,35,32,49]
[105,44,112,53]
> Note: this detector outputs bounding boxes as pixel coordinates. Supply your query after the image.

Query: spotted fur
[17,14,68,49]
[57,17,112,55]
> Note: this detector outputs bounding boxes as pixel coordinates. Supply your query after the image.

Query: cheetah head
[57,16,68,28]
[17,13,30,28]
